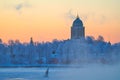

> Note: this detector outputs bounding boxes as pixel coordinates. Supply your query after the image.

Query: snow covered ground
[0,64,120,80]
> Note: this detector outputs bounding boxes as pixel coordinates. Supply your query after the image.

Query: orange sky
[0,0,120,44]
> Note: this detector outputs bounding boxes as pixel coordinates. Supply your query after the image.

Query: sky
[0,0,120,43]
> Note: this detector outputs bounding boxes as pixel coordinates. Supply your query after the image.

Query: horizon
[0,0,120,44]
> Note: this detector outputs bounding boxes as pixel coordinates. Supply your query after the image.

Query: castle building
[71,15,85,39]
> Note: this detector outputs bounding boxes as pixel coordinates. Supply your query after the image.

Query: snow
[0,37,120,66]
[0,64,120,80]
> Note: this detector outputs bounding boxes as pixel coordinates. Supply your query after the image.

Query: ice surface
[0,64,120,80]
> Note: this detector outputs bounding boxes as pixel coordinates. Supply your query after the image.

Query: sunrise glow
[0,0,120,43]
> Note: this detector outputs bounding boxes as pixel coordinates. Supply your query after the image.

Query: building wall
[71,26,85,39]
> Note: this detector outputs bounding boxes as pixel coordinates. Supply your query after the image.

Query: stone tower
[71,15,85,39]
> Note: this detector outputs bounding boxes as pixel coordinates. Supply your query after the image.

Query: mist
[0,64,120,80]
[0,36,120,80]
[0,35,120,67]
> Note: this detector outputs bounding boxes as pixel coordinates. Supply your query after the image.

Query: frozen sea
[0,64,120,80]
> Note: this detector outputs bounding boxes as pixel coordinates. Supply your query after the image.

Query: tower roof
[72,15,83,27]
[30,37,34,45]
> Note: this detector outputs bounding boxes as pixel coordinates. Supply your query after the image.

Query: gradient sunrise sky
[0,0,120,43]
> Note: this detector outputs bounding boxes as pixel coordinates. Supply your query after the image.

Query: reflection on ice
[0,64,120,80]
[6,78,28,80]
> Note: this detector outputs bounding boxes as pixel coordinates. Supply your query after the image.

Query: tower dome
[72,16,83,27]
[71,15,85,39]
